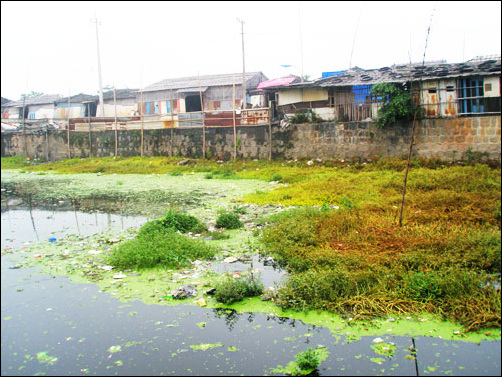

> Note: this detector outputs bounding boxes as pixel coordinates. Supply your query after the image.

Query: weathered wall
[2,116,500,163]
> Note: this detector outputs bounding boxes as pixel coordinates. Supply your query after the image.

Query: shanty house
[1,94,62,121]
[264,57,501,122]
[98,89,138,117]
[55,94,98,120]
[139,72,268,127]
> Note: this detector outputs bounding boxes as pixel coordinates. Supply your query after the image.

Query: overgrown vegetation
[213,273,264,304]
[108,211,214,269]
[370,82,422,128]
[272,347,329,376]
[139,209,207,235]
[261,202,501,331]
[2,155,500,332]
[216,210,243,229]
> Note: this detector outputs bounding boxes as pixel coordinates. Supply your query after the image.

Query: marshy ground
[1,155,500,342]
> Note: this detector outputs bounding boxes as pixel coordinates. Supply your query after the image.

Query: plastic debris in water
[196,298,207,307]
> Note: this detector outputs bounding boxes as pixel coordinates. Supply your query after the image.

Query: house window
[165,100,172,114]
[458,78,485,115]
[145,102,152,115]
[154,101,160,114]
[28,111,36,119]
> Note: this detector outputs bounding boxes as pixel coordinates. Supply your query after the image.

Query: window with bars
[458,78,501,115]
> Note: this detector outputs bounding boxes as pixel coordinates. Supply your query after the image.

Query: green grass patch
[107,227,215,270]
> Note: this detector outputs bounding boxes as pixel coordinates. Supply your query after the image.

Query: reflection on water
[1,198,148,251]
[1,198,501,376]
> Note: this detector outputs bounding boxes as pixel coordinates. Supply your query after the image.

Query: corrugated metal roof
[176,87,208,94]
[5,94,63,107]
[55,93,99,104]
[316,58,501,87]
[142,72,266,92]
[103,89,138,100]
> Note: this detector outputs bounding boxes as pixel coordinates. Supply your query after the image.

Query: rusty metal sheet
[241,108,269,125]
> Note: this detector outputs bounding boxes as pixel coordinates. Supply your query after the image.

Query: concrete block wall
[1,116,500,164]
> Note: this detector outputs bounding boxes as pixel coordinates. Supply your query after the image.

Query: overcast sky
[1,1,501,100]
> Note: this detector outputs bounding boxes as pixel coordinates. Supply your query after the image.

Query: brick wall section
[2,116,500,163]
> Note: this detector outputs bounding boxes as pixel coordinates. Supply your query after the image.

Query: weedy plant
[216,211,243,229]
[213,272,264,304]
[108,227,216,269]
[108,210,213,269]
[139,209,207,235]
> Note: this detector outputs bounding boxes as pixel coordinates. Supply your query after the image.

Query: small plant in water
[216,211,242,229]
[295,347,321,373]
[213,272,264,304]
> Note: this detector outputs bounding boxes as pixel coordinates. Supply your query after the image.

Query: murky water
[1,199,500,376]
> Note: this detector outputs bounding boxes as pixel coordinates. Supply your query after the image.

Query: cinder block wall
[1,116,500,164]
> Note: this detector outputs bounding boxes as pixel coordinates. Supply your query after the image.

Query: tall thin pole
[22,96,27,156]
[140,87,144,157]
[93,15,104,117]
[198,72,205,159]
[88,102,92,157]
[67,89,71,159]
[399,5,435,227]
[232,74,236,160]
[239,19,246,109]
[298,4,304,83]
[114,85,118,157]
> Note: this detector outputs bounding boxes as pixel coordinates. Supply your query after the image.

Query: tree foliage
[370,83,421,128]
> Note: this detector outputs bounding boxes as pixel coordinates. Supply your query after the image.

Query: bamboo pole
[21,96,27,156]
[268,106,272,161]
[67,89,71,159]
[232,74,236,160]
[198,73,205,159]
[113,85,118,157]
[87,103,92,157]
[140,87,144,157]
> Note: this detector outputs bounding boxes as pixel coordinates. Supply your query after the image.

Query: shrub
[213,273,264,304]
[139,209,207,236]
[216,212,242,229]
[370,83,422,128]
[108,228,216,269]
[295,348,321,372]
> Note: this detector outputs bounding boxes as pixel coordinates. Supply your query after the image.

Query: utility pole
[92,14,104,117]
[238,19,246,109]
[113,84,118,157]
[298,4,304,83]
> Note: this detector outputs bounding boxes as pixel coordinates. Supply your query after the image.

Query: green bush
[139,209,207,236]
[216,212,242,229]
[108,228,216,269]
[213,273,264,304]
[295,348,321,372]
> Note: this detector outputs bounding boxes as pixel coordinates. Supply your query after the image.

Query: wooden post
[87,103,92,157]
[140,87,144,157]
[21,96,27,156]
[113,85,118,157]
[232,74,236,160]
[198,73,205,159]
[268,106,272,161]
[67,90,71,159]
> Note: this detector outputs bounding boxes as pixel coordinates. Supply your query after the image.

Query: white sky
[1,1,501,101]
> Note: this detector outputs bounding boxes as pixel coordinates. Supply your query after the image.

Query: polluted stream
[1,170,501,376]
